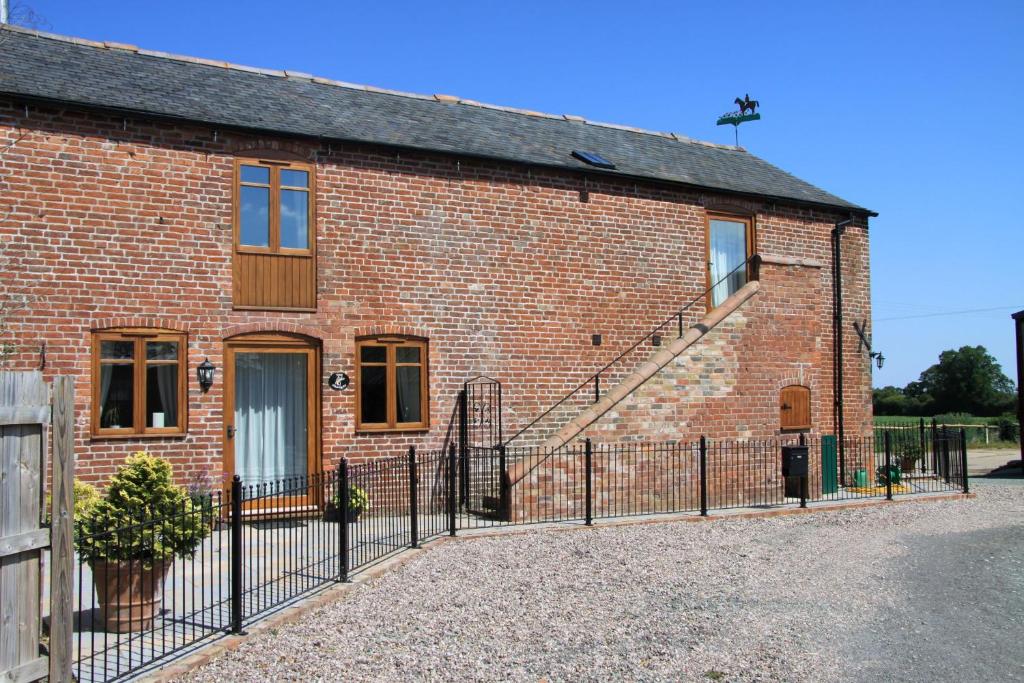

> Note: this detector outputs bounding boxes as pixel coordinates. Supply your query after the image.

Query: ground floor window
[91,329,186,436]
[356,336,429,431]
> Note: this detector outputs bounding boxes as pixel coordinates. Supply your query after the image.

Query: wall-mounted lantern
[197,358,216,392]
[853,321,884,371]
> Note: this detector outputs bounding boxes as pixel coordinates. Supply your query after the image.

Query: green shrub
[75,452,211,567]
[996,416,1020,442]
[331,484,368,514]
[45,479,101,525]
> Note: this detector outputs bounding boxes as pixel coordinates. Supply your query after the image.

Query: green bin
[854,468,869,487]
[821,436,838,494]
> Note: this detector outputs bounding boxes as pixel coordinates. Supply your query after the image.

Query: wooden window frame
[355,336,429,433]
[91,328,187,438]
[233,158,315,257]
[780,384,812,432]
[704,211,756,312]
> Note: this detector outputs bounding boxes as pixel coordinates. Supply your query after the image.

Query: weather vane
[716,94,761,146]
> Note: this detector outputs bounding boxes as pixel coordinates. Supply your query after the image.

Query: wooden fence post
[49,377,74,683]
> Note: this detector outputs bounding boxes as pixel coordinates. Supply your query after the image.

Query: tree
[912,345,1016,416]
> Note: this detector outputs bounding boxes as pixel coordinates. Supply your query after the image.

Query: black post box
[782,445,809,478]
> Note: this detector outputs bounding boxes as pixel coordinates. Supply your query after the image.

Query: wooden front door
[223,335,320,503]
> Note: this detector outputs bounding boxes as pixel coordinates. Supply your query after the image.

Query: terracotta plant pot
[91,559,171,633]
[323,502,362,523]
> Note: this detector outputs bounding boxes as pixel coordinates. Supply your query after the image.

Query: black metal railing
[72,425,965,681]
[504,254,761,447]
[71,450,454,682]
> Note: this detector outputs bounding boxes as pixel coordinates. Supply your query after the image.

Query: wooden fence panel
[0,371,49,682]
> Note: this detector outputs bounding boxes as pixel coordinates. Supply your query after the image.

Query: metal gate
[458,376,504,516]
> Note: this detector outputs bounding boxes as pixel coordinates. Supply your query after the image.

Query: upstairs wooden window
[780,385,811,431]
[233,158,316,310]
[355,337,429,432]
[92,329,187,437]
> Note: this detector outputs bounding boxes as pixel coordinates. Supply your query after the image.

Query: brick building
[0,26,875,490]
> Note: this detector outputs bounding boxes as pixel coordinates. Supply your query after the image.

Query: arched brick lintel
[222,321,325,341]
[354,324,431,340]
[89,316,186,332]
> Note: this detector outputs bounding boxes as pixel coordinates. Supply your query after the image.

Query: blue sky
[19,0,1024,389]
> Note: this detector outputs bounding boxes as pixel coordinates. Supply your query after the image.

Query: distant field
[873,415,999,426]
[874,415,1019,447]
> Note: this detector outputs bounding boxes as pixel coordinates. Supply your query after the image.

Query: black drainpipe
[832,217,855,485]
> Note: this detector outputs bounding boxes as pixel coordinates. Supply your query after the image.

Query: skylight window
[571,150,616,169]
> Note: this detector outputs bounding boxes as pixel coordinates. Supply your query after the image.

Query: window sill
[355,426,431,435]
[232,305,317,313]
[90,431,188,441]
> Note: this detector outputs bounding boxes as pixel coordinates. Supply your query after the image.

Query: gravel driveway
[180,484,1024,682]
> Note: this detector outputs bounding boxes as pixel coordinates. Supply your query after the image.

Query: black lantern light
[197,358,216,391]
[871,352,885,370]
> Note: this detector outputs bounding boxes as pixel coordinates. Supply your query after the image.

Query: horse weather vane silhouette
[716,94,761,146]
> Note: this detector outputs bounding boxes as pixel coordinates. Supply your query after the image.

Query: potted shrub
[75,452,211,633]
[898,442,922,474]
[323,483,368,523]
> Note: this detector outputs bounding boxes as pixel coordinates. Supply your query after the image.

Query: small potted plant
[75,452,211,633]
[185,469,219,530]
[323,483,368,523]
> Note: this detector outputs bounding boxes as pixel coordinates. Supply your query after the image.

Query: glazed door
[224,337,319,498]
[706,214,753,308]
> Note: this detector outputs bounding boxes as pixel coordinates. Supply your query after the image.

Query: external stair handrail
[503,254,761,446]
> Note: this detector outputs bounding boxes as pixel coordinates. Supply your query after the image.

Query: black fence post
[884,431,893,501]
[230,475,243,634]
[960,427,970,494]
[409,446,419,549]
[497,443,509,520]
[919,418,927,474]
[942,429,951,483]
[447,442,457,537]
[699,436,708,516]
[340,458,350,582]
[797,433,808,508]
[931,417,938,475]
[584,438,593,526]
[458,389,468,506]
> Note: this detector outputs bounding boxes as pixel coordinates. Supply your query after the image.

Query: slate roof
[0,26,871,215]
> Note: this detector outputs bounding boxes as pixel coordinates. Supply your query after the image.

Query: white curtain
[234,353,308,485]
[152,365,178,427]
[396,366,421,423]
[710,219,748,307]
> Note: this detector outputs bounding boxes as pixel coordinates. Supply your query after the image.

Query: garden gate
[457,376,504,516]
[0,371,74,683]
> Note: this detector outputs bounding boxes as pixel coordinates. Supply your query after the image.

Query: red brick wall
[0,98,872,485]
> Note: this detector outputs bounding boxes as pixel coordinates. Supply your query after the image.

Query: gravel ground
[180,485,1024,682]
